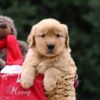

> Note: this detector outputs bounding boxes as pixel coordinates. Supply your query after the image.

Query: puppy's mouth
[48,50,54,54]
[46,50,57,56]
[46,44,56,54]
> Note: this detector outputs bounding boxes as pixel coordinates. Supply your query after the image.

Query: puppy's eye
[56,34,61,38]
[40,34,45,38]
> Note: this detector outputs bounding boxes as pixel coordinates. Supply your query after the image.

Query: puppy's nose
[47,44,55,50]
[0,23,7,29]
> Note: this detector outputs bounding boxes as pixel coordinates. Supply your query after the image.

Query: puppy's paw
[44,78,56,91]
[37,63,46,74]
[21,74,34,89]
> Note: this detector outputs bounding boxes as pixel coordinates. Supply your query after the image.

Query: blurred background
[0,0,100,100]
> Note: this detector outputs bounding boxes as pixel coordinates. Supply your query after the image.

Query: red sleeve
[0,38,7,51]
[6,35,23,65]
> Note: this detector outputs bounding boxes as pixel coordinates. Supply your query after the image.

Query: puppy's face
[28,19,70,57]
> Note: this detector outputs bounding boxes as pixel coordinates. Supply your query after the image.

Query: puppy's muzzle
[0,23,7,29]
[47,44,55,51]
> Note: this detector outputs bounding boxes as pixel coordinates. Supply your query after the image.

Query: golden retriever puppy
[21,19,77,93]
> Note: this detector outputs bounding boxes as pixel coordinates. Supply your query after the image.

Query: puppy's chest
[36,58,59,74]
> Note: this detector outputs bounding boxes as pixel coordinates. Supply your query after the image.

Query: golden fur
[21,19,77,99]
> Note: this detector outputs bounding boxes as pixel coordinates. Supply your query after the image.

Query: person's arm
[6,35,23,65]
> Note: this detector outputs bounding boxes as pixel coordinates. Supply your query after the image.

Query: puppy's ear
[62,24,71,52]
[27,25,36,47]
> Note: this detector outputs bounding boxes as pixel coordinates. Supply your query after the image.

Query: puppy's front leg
[21,66,35,89]
[44,68,62,91]
[21,49,37,89]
